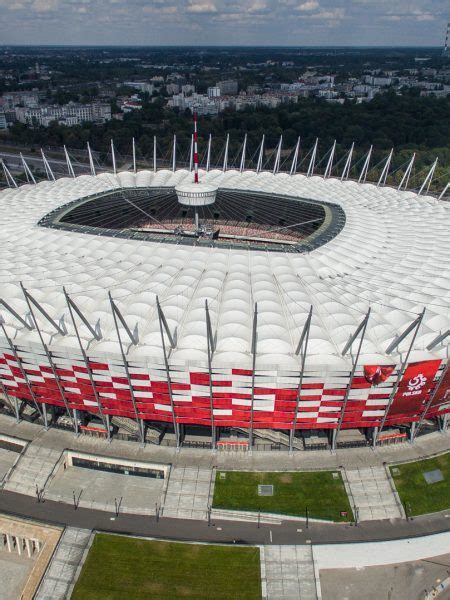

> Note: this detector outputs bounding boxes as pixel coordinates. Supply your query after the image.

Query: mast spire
[193,111,199,184]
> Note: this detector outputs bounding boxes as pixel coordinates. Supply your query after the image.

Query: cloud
[0,0,445,45]
[186,1,217,12]
[296,1,319,11]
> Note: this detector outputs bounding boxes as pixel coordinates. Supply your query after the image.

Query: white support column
[20,153,36,184]
[153,136,157,173]
[323,140,336,179]
[64,145,75,178]
[438,182,449,200]
[306,138,318,177]
[375,309,425,446]
[189,134,194,172]
[273,135,282,175]
[340,142,355,181]
[290,306,313,452]
[418,158,438,195]
[25,538,31,558]
[334,309,371,450]
[206,134,212,172]
[358,145,373,184]
[1,159,18,188]
[248,303,258,452]
[256,135,265,173]
[172,135,176,172]
[6,534,12,553]
[41,149,55,181]
[222,133,229,172]
[111,139,117,175]
[290,137,300,176]
[377,148,393,187]
[132,137,136,174]
[239,134,247,173]
[87,143,96,176]
[398,153,415,191]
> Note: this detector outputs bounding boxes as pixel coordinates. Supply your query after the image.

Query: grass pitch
[213,470,353,522]
[390,452,450,516]
[72,534,261,600]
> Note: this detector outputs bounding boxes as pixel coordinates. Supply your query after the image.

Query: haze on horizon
[0,0,447,47]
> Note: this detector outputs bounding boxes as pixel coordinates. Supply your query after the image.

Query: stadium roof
[0,168,449,370]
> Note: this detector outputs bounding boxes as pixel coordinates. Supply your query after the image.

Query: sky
[0,0,448,47]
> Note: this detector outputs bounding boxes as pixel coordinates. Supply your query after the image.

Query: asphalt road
[1,489,449,545]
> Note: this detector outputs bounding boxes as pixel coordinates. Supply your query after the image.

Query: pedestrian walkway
[3,443,61,497]
[263,545,318,600]
[162,466,213,520]
[345,466,403,521]
[35,526,91,600]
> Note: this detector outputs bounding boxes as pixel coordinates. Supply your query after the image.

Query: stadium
[0,137,449,452]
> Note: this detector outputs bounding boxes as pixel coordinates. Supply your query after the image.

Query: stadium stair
[235,427,303,450]
[3,443,62,496]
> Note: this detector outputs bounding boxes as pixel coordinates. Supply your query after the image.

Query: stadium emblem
[407,374,427,392]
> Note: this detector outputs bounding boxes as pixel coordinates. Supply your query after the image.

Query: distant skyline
[0,0,448,47]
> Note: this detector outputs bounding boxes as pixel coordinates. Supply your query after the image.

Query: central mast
[175,111,217,237]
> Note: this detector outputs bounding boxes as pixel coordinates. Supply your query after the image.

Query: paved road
[1,489,449,546]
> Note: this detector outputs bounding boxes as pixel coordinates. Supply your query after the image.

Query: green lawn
[72,534,261,600]
[213,470,353,522]
[390,453,450,516]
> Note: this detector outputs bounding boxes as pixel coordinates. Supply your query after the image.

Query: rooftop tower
[175,112,217,232]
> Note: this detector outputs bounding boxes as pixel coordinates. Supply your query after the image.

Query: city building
[216,79,238,95]
[15,103,112,127]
